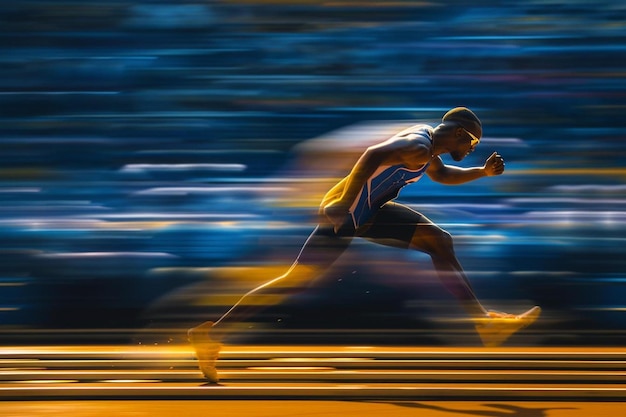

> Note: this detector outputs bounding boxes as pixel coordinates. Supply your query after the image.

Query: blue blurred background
[1,0,625,346]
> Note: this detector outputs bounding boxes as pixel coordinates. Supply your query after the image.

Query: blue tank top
[348,127,432,228]
[348,163,429,228]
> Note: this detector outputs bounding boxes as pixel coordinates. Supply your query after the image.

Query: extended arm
[427,151,505,185]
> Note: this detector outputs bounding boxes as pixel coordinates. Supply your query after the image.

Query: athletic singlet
[348,128,432,228]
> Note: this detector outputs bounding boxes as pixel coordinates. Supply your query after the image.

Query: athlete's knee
[413,227,455,257]
[433,229,455,255]
[440,229,454,247]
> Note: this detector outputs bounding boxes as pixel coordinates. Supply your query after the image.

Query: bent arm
[426,156,487,185]
[426,152,505,185]
[320,146,387,227]
[322,137,431,227]
[333,147,385,206]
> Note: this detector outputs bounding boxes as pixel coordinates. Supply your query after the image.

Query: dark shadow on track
[357,402,577,417]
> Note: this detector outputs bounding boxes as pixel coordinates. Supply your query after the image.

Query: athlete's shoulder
[385,132,432,168]
[394,123,433,140]
[392,124,433,152]
[369,124,432,164]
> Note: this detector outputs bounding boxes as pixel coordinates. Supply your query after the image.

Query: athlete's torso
[349,126,432,228]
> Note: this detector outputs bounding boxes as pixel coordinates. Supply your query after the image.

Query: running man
[188,107,541,382]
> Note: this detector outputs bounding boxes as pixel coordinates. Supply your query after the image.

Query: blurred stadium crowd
[0,1,625,346]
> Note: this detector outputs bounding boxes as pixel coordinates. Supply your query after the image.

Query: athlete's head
[442,107,482,161]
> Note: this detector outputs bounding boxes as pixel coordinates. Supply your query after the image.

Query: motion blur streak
[0,0,624,348]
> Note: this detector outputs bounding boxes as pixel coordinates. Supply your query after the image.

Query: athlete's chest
[368,163,429,190]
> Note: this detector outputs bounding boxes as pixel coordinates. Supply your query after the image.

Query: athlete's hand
[483,152,505,176]
[323,201,350,233]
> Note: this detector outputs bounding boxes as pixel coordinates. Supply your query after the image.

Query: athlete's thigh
[359,202,438,249]
[296,223,353,269]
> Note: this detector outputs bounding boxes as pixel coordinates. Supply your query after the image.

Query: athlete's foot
[187,321,222,383]
[474,306,541,347]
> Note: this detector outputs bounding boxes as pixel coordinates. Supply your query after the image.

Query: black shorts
[326,202,429,247]
[356,202,428,248]
[298,202,430,266]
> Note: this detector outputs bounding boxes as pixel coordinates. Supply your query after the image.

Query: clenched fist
[483,151,505,176]
[323,200,351,232]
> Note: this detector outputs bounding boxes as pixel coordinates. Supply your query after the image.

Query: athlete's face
[451,126,480,161]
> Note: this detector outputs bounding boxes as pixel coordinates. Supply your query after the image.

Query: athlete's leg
[410,224,489,318]
[210,223,353,339]
[361,202,540,347]
[361,202,487,318]
[189,223,352,381]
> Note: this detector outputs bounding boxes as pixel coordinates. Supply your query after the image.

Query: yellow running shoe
[474,306,541,347]
[188,321,222,383]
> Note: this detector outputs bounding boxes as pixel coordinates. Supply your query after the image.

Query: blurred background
[0,0,625,347]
